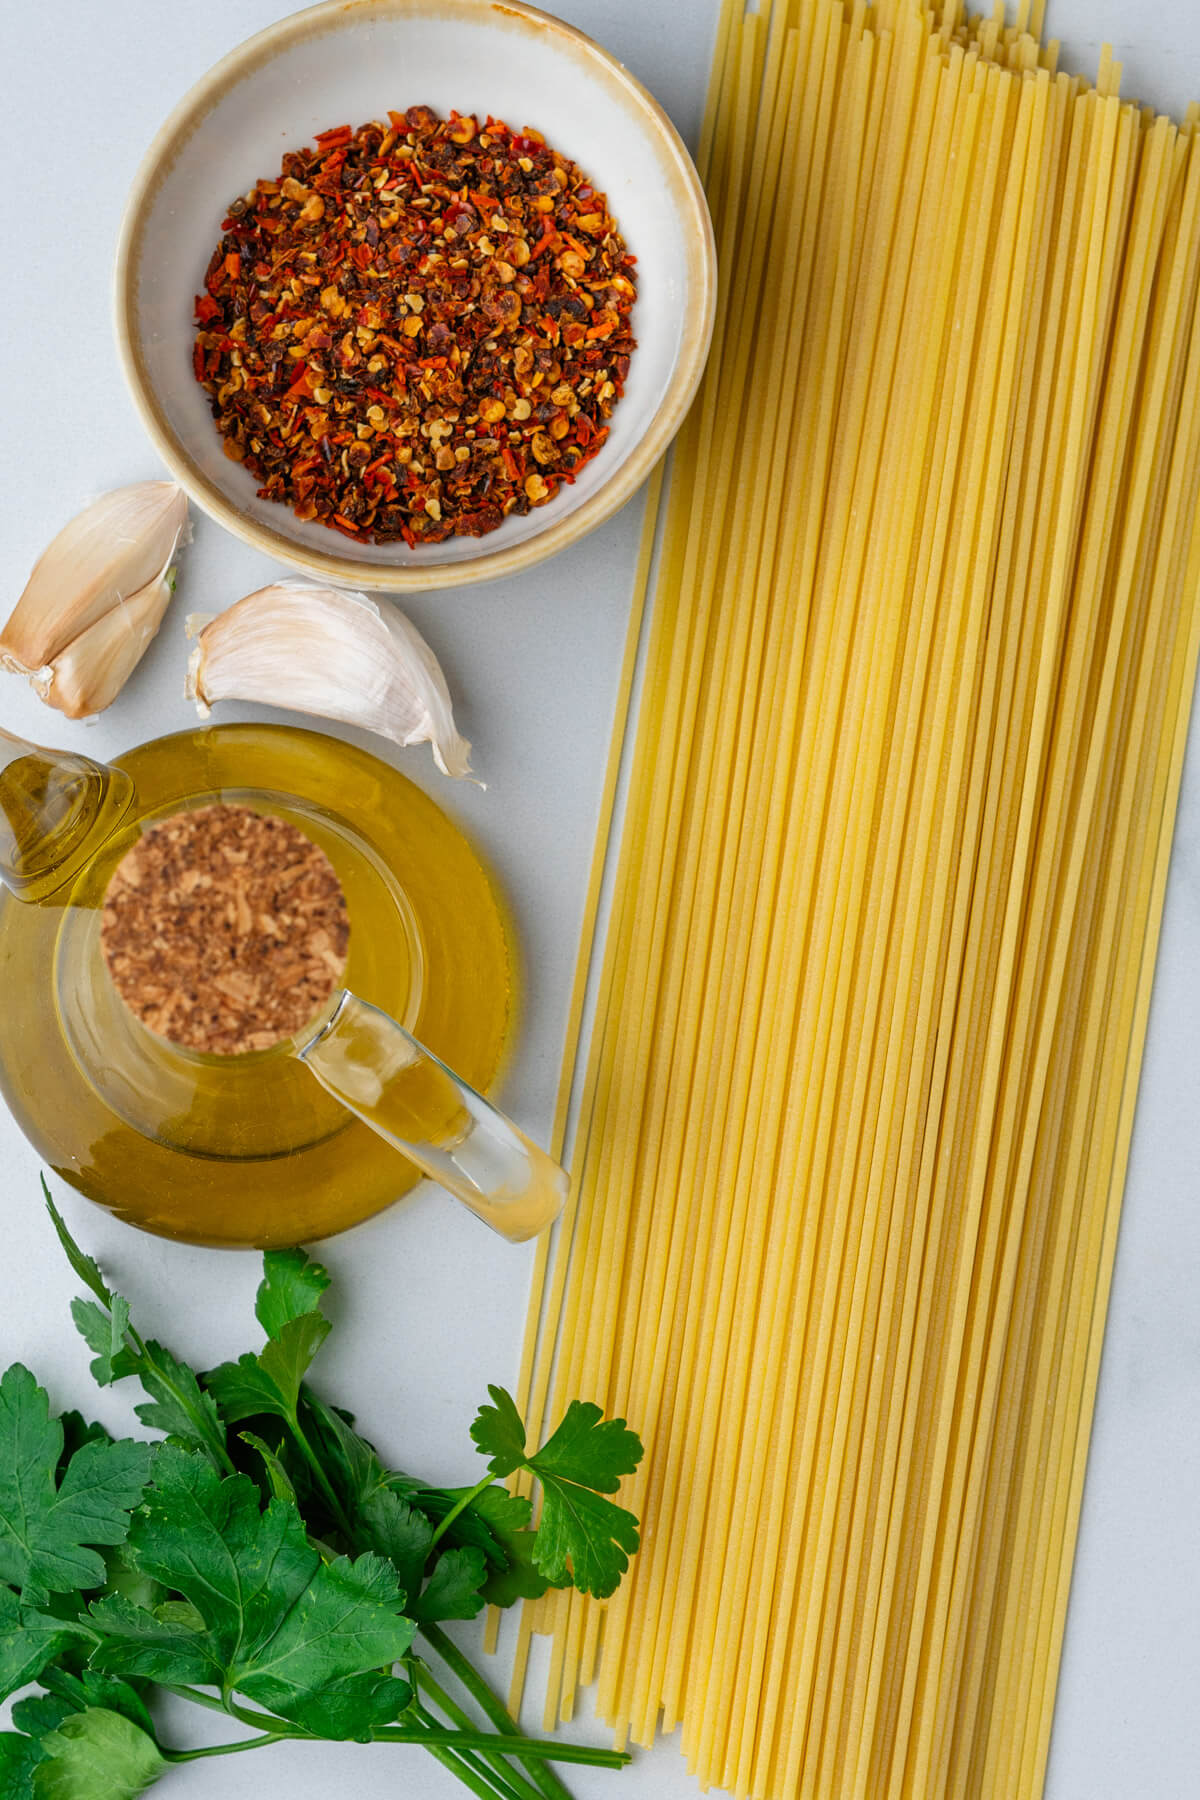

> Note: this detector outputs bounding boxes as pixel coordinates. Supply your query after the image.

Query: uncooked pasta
[512,6,1200,1797]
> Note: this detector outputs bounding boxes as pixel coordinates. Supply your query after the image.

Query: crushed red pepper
[192,107,637,545]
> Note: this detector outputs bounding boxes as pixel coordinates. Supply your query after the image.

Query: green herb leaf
[397,1482,513,1564]
[469,1386,528,1478]
[36,1200,644,1788]
[130,1343,227,1472]
[431,1479,533,1554]
[0,1367,152,1602]
[39,1667,156,1741]
[47,1193,229,1477]
[57,1416,112,1463]
[42,1187,112,1310]
[298,1391,389,1515]
[406,1547,487,1624]
[0,1587,91,1704]
[98,1546,162,1619]
[531,1400,644,1494]
[88,1449,315,1686]
[358,1488,435,1603]
[198,1357,281,1425]
[529,1481,640,1601]
[84,1596,209,1689]
[69,1301,137,1389]
[255,1248,331,1339]
[454,1481,534,1541]
[401,1481,553,1606]
[89,1448,414,1739]
[233,1552,414,1739]
[239,1432,299,1506]
[470,1388,642,1600]
[10,1696,75,1739]
[33,1707,165,1800]
[205,1252,332,1435]
[460,1487,553,1608]
[205,1311,330,1424]
[0,1729,44,1797]
[259,1313,332,1407]
[154,1599,207,1633]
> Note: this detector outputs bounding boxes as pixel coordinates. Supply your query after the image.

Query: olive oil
[0,724,514,1246]
[0,743,133,901]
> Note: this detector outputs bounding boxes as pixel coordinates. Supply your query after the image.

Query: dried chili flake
[191,108,637,545]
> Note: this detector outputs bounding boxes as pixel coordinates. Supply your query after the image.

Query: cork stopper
[100,803,349,1055]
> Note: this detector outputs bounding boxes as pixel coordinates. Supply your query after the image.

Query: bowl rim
[113,0,716,593]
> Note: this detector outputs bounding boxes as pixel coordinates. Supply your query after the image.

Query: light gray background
[0,4,1196,1797]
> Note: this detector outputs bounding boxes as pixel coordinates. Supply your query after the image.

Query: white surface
[0,5,1197,1799]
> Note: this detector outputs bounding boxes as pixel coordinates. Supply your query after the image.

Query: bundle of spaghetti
[511,4,1200,1797]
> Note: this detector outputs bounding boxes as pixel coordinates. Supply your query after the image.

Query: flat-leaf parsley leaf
[471,1386,642,1599]
[0,1366,151,1602]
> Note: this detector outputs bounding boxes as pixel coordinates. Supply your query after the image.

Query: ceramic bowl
[114,0,715,592]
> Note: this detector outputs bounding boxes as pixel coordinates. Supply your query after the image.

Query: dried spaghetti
[515,6,1200,1799]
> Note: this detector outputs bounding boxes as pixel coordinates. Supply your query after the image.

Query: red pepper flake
[191,106,636,546]
[529,217,558,260]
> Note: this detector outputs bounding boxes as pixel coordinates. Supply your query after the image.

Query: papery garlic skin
[0,482,190,675]
[186,582,475,781]
[35,569,177,720]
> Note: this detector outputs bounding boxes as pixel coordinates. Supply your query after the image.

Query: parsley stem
[163,1734,282,1762]
[161,1684,626,1771]
[160,1684,231,1715]
[409,1688,534,1800]
[369,1728,628,1766]
[412,1665,495,1742]
[289,1408,358,1539]
[422,1743,529,1800]
[412,1671,545,1800]
[419,1623,574,1800]
[224,1696,311,1736]
[428,1474,495,1548]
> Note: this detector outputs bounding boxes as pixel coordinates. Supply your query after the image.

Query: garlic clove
[0,482,189,674]
[186,582,475,780]
[36,568,177,720]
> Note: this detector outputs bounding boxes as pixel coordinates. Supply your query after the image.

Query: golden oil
[0,724,513,1247]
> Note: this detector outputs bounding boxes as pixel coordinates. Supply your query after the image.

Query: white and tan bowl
[114,0,715,592]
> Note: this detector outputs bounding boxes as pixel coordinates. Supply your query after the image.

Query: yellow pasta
[512,5,1200,1798]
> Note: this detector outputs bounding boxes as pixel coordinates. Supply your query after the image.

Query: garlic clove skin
[186,582,475,781]
[0,482,189,674]
[35,568,177,721]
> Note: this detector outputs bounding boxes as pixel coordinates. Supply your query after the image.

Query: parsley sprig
[0,1186,644,1800]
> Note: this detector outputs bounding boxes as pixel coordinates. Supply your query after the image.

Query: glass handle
[298,990,568,1243]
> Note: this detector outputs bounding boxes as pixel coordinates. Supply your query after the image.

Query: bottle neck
[0,725,134,903]
[0,725,39,782]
